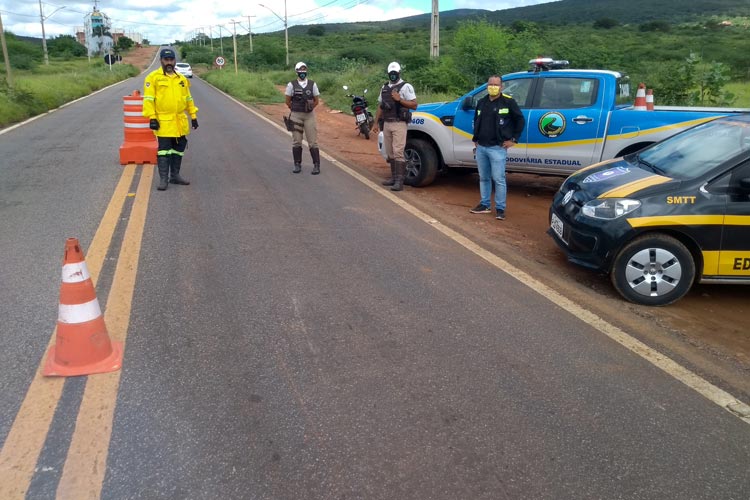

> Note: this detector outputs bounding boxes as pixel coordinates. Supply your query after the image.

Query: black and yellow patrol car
[549,113,750,305]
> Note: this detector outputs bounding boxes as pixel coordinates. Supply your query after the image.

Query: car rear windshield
[637,116,750,179]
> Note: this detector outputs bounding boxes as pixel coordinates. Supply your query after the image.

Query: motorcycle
[343,86,374,140]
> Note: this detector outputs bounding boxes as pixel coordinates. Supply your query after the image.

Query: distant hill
[289,0,750,34]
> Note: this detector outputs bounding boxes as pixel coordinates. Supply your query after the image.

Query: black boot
[391,160,405,191]
[292,146,302,173]
[157,156,170,191]
[169,155,190,185]
[310,147,321,175]
[382,159,395,186]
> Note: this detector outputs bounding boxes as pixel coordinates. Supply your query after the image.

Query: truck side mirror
[739,178,750,192]
[461,96,474,110]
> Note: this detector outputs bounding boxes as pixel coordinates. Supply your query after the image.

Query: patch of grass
[725,81,750,107]
[203,69,285,104]
[0,60,138,128]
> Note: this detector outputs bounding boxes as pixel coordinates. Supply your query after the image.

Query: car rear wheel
[404,138,438,187]
[610,234,695,306]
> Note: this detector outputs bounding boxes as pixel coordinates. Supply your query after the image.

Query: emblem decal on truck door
[539,111,566,138]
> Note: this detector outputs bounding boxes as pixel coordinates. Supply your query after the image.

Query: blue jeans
[476,145,507,211]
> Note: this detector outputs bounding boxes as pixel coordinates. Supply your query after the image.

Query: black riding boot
[157,156,170,191]
[391,161,406,191]
[169,155,190,185]
[292,146,303,173]
[382,159,395,186]
[310,147,321,175]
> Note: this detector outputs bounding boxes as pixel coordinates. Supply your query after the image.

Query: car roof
[176,62,190,66]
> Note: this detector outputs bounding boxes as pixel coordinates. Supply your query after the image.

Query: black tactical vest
[380,81,407,121]
[290,79,316,113]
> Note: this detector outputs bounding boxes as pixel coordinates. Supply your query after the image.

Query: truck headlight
[582,198,641,219]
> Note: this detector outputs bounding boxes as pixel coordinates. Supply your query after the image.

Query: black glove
[149,118,159,130]
[191,118,199,130]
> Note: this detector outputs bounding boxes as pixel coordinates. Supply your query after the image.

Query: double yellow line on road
[0,165,152,499]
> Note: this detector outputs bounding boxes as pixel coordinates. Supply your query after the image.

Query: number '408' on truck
[379,58,750,187]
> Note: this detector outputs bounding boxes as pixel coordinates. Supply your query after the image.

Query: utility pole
[0,11,13,87]
[259,2,288,67]
[38,0,66,65]
[246,15,255,53]
[208,25,213,52]
[230,20,239,74]
[430,0,439,59]
[218,25,224,55]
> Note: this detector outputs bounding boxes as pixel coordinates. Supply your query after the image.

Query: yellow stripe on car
[599,175,672,198]
[627,214,725,228]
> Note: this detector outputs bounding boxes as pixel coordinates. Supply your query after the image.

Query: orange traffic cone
[634,83,647,111]
[43,238,122,377]
[646,89,655,111]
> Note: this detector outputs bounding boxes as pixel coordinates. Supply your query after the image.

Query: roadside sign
[215,56,225,67]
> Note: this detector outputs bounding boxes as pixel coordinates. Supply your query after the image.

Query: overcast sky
[1,0,554,43]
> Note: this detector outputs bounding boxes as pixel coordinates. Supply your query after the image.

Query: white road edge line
[202,79,750,425]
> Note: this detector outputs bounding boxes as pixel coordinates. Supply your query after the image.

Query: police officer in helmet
[285,62,321,174]
[373,62,417,191]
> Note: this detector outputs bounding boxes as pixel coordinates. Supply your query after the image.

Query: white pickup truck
[380,60,749,187]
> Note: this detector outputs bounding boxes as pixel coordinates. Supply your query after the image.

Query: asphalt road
[0,66,749,499]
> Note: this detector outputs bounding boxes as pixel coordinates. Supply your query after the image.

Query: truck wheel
[610,234,695,306]
[404,138,438,187]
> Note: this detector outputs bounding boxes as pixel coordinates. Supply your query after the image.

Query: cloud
[0,0,551,44]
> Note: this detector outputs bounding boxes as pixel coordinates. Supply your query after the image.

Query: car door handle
[573,115,594,124]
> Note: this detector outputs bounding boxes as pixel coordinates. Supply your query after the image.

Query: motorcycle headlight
[582,198,641,219]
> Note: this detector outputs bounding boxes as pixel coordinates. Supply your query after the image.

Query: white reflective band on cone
[58,298,102,324]
[124,111,143,117]
[124,122,151,128]
[61,262,91,283]
[123,99,143,105]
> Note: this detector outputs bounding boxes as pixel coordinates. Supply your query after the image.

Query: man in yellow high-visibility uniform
[143,48,199,191]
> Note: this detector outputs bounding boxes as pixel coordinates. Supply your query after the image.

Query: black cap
[160,48,176,59]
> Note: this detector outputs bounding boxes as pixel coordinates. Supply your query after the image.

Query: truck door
[451,78,533,165]
[525,76,605,173]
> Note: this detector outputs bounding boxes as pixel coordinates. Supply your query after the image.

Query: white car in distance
[175,62,192,78]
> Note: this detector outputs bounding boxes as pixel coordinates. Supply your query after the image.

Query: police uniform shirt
[285,79,320,98]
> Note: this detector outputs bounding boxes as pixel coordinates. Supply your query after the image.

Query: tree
[116,36,134,51]
[593,18,618,29]
[307,26,325,36]
[47,35,86,58]
[453,20,510,87]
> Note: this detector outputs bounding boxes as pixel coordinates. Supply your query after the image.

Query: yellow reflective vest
[142,68,198,138]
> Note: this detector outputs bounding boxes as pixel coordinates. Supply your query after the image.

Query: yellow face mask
[487,85,501,97]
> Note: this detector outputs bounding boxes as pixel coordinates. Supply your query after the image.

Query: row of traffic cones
[634,82,655,111]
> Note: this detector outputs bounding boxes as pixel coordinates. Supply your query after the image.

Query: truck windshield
[637,117,750,179]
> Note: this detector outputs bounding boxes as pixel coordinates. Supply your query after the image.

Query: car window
[472,78,533,109]
[537,78,598,109]
[639,117,750,180]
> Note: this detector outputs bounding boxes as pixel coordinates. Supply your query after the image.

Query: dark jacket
[472,93,525,145]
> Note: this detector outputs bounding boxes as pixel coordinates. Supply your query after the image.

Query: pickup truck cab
[385,58,750,186]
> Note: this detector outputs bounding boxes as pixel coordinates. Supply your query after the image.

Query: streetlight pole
[259,2,288,67]
[230,20,239,74]
[246,15,255,53]
[38,0,65,65]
